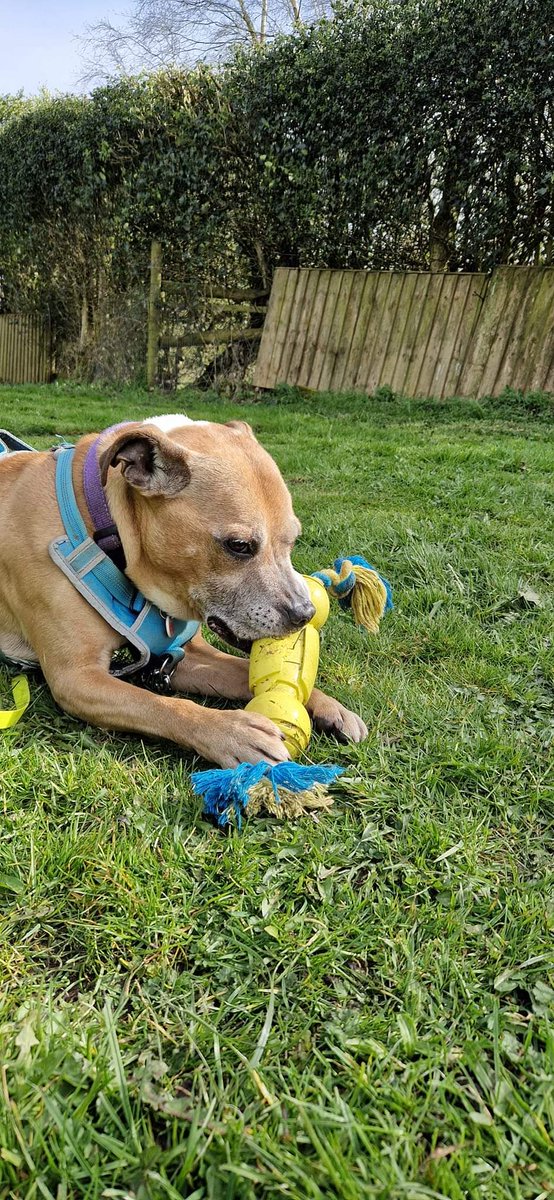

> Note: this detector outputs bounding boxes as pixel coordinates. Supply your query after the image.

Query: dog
[0,414,367,767]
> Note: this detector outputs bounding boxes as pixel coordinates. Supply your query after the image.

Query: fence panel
[0,314,52,384]
[254,267,554,397]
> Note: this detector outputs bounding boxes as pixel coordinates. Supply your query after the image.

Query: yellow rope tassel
[313,555,392,634]
[347,562,388,634]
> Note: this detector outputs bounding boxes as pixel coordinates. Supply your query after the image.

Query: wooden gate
[146,240,268,388]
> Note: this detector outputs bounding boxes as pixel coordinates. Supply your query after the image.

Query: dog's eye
[223,538,258,559]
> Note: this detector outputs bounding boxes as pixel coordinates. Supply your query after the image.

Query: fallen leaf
[15,1020,38,1059]
[517,585,543,609]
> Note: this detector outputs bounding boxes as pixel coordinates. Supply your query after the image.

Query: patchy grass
[0,382,553,1200]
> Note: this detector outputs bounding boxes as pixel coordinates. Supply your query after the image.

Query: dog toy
[192,555,392,826]
[246,574,329,756]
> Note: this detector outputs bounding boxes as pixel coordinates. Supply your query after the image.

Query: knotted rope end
[313,554,393,634]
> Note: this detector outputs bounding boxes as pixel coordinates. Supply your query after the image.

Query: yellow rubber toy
[245,575,330,757]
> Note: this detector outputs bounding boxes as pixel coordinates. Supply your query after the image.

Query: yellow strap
[0,675,30,728]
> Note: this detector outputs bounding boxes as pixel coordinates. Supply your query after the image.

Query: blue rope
[192,760,345,828]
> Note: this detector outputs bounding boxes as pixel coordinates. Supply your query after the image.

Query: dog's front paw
[308,689,368,745]
[208,709,291,769]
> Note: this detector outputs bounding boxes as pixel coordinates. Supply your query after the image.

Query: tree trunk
[146,239,162,389]
[429,200,455,272]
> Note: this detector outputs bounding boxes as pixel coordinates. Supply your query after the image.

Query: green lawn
[0,383,553,1200]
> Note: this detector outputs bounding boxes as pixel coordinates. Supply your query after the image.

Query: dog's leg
[307,688,368,744]
[43,649,287,770]
[172,631,251,701]
[173,632,368,745]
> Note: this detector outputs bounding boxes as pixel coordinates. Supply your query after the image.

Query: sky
[0,0,119,95]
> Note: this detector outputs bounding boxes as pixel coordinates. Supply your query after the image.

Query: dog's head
[99,415,315,648]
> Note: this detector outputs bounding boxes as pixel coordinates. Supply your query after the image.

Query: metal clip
[135,654,175,695]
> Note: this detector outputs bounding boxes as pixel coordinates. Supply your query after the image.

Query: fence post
[146,239,162,389]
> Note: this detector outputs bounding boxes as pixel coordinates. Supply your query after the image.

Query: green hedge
[1,0,552,367]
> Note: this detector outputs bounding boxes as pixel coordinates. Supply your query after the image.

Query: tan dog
[0,415,367,767]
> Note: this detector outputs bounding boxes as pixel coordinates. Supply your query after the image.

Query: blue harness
[49,446,199,679]
[0,431,199,681]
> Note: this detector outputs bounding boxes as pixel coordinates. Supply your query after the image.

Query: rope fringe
[192,761,345,828]
[313,554,393,634]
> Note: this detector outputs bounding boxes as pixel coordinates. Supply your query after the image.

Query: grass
[0,381,553,1200]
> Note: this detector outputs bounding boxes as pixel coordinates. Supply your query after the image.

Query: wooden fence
[0,313,52,384]
[254,266,554,397]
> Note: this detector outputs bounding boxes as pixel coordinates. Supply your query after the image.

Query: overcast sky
[0,0,118,95]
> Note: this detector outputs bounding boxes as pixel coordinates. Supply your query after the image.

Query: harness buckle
[133,653,176,695]
[93,524,120,545]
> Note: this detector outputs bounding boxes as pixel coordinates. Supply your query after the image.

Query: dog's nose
[281,597,316,629]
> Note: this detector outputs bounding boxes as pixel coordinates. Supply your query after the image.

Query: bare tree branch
[77,0,330,85]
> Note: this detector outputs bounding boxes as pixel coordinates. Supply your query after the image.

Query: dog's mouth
[206,616,253,654]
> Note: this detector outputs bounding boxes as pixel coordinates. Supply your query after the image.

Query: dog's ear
[99,427,191,496]
[225,420,256,440]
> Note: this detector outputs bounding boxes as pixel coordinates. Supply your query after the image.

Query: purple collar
[83,422,131,559]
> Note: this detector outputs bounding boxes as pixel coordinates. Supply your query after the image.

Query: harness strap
[51,446,199,678]
[64,538,141,611]
[56,448,140,609]
[83,422,129,558]
[56,441,89,545]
